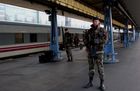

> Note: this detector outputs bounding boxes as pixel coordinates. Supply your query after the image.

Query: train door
[61,27,65,45]
[47,33,50,41]
[58,27,65,50]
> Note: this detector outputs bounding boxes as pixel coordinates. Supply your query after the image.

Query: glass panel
[57,15,65,27]
[0,4,6,21]
[0,3,92,29]
[39,11,50,25]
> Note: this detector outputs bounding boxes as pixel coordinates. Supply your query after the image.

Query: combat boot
[70,56,73,62]
[67,58,70,62]
[83,76,93,88]
[98,79,106,91]
[67,57,71,62]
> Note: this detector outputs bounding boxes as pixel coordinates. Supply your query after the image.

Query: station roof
[77,0,137,27]
[0,0,139,29]
[26,0,127,28]
[119,0,140,29]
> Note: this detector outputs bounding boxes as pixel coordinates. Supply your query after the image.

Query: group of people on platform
[64,29,80,48]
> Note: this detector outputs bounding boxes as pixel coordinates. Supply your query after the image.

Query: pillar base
[103,53,119,64]
[52,52,63,62]
[104,59,119,64]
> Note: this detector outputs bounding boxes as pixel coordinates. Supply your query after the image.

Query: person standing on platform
[64,28,73,62]
[74,34,80,47]
[83,17,107,91]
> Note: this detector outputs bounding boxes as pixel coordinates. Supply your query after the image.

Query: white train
[0,21,85,58]
[0,21,132,59]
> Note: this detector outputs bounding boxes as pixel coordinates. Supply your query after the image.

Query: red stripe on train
[0,43,50,53]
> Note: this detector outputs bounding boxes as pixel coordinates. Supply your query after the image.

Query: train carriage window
[47,33,50,41]
[15,33,24,43]
[30,33,37,42]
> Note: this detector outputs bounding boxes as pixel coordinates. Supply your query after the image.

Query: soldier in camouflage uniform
[83,17,107,91]
[64,28,73,62]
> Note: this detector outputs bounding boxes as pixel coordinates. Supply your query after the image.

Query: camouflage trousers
[66,47,73,61]
[88,53,104,81]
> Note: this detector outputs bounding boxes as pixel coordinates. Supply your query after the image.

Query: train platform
[0,39,140,91]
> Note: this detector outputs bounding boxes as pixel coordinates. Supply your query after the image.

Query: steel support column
[50,7,60,60]
[138,31,140,38]
[135,31,139,40]
[123,20,129,48]
[132,26,136,42]
[118,28,121,42]
[135,31,137,40]
[104,3,117,63]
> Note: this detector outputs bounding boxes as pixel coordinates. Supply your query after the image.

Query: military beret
[92,17,100,21]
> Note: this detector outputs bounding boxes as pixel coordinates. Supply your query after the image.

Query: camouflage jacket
[85,25,107,54]
[64,32,73,47]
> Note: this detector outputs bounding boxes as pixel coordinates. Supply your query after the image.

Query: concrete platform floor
[0,40,140,91]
